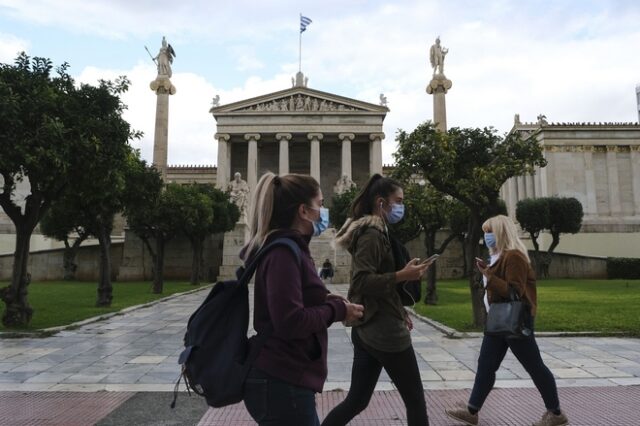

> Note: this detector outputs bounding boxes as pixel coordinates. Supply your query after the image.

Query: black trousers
[468,332,560,412]
[321,329,428,426]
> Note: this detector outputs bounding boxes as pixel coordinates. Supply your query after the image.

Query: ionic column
[369,133,384,175]
[215,133,230,189]
[583,146,598,216]
[533,168,543,198]
[606,145,622,216]
[244,133,260,190]
[339,133,355,180]
[517,176,526,202]
[631,146,640,215]
[308,133,323,182]
[276,133,291,175]
[525,174,534,199]
[507,177,518,218]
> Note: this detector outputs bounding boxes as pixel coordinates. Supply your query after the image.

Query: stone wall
[0,242,124,282]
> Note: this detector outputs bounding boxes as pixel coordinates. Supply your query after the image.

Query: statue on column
[429,36,448,76]
[154,36,176,78]
[228,172,250,221]
[334,174,356,194]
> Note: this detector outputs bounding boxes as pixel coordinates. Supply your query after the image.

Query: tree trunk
[190,237,204,285]
[466,212,486,328]
[424,230,438,305]
[152,236,165,294]
[62,235,87,281]
[95,224,113,307]
[1,225,34,327]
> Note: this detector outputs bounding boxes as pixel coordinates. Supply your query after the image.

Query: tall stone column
[606,145,622,215]
[276,133,291,175]
[631,146,640,215]
[426,76,452,132]
[215,133,230,189]
[517,176,526,202]
[149,76,176,179]
[507,178,518,218]
[583,146,598,216]
[244,133,260,190]
[308,133,323,183]
[369,133,384,175]
[339,133,355,180]
[525,174,534,199]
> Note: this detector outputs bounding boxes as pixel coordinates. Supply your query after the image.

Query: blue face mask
[309,207,330,237]
[386,203,405,224]
[484,232,497,248]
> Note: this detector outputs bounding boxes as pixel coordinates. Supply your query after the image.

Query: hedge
[607,257,640,279]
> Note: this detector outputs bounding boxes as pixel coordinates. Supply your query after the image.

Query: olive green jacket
[335,215,411,352]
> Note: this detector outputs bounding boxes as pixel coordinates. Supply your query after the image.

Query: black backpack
[171,237,301,408]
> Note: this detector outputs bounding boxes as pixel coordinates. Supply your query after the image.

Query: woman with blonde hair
[445,215,569,426]
[241,172,364,426]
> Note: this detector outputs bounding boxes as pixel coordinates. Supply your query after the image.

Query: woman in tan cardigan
[445,215,569,426]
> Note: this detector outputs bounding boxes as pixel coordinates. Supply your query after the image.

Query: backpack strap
[236,237,302,284]
[238,237,304,370]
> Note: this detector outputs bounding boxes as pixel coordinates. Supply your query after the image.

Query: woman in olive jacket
[321,174,431,426]
[445,215,569,426]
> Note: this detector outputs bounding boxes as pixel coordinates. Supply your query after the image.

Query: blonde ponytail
[243,173,277,260]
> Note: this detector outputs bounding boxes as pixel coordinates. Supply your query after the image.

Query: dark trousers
[321,329,428,426]
[243,367,320,426]
[468,332,560,412]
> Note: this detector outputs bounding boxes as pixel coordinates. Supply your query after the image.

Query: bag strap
[239,237,303,369]
[236,237,302,285]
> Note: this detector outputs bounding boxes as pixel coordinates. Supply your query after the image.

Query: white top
[483,253,501,313]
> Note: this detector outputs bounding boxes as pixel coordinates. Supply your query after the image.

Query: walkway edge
[0,283,213,339]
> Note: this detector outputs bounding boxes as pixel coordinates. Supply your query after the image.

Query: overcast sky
[1,0,639,166]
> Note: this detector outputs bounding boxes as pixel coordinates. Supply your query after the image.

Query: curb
[0,283,213,339]
[406,307,629,339]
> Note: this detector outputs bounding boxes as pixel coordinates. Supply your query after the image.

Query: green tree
[40,203,90,281]
[517,196,583,277]
[0,54,86,326]
[330,186,359,230]
[123,160,181,294]
[391,182,463,304]
[173,184,239,285]
[394,122,546,327]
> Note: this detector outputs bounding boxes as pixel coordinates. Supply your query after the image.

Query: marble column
[369,133,384,175]
[583,146,598,216]
[533,168,543,198]
[426,75,452,132]
[276,133,291,175]
[339,133,355,180]
[149,77,176,180]
[525,174,534,199]
[517,176,526,202]
[631,146,640,215]
[606,145,622,215]
[507,178,518,218]
[215,133,230,189]
[308,133,323,182]
[244,133,260,190]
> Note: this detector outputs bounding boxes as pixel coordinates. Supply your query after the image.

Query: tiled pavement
[1,284,639,424]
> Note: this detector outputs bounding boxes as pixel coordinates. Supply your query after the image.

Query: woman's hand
[405,315,413,331]
[396,258,429,282]
[475,258,488,277]
[344,302,364,323]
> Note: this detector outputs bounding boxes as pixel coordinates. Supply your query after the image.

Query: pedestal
[218,222,250,280]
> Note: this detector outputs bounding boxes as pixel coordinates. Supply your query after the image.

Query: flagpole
[298,14,302,72]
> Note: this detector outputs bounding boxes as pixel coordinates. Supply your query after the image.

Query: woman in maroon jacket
[241,172,364,426]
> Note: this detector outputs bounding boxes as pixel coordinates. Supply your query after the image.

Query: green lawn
[0,281,201,332]
[413,279,640,335]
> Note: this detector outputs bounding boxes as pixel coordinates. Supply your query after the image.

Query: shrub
[607,257,640,279]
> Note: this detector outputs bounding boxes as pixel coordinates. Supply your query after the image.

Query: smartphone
[421,254,440,264]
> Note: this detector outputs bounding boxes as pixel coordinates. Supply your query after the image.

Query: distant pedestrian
[445,215,569,426]
[322,174,430,426]
[319,258,334,282]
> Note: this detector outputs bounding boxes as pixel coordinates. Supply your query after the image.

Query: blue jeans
[243,367,320,426]
[468,331,560,412]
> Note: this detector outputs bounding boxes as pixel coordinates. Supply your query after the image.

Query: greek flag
[300,15,312,33]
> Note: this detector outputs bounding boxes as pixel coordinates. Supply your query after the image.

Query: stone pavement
[0,284,639,425]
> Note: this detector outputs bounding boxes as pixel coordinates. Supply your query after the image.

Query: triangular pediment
[211,87,388,115]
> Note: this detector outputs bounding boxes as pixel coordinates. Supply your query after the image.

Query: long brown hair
[243,172,320,259]
[350,174,402,219]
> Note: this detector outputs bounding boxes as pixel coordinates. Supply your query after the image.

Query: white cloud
[0,32,29,62]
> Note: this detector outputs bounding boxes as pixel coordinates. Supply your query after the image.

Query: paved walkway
[1,284,639,424]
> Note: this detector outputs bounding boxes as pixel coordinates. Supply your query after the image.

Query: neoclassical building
[210,73,388,203]
[502,115,640,257]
